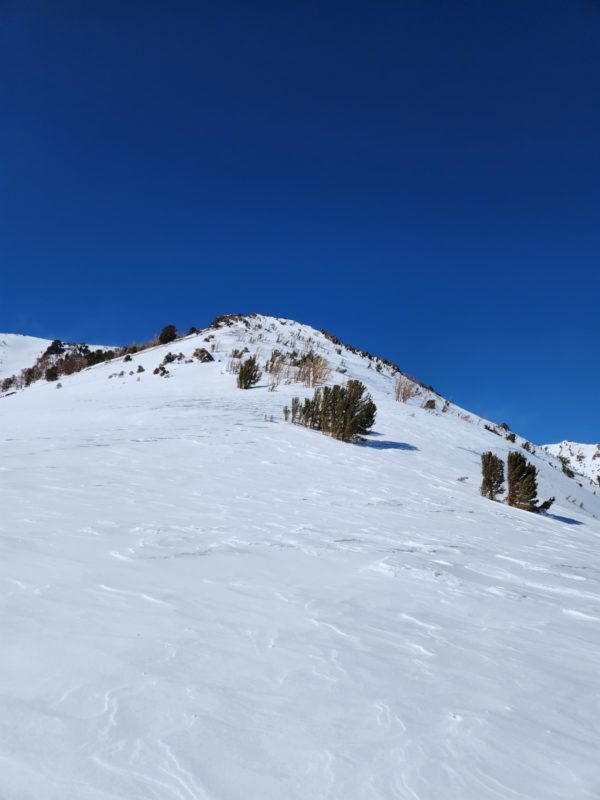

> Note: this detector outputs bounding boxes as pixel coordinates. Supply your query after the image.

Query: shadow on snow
[547,514,584,526]
[355,439,418,451]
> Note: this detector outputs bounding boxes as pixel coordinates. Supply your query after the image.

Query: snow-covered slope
[1,314,599,800]
[545,440,600,485]
[0,333,53,379]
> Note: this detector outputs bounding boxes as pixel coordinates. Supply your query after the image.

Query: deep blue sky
[1,0,598,443]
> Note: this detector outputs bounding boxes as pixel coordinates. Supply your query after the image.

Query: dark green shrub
[45,366,59,382]
[43,340,65,358]
[505,432,516,443]
[424,399,436,411]
[158,325,178,345]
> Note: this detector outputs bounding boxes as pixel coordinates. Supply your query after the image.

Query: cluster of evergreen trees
[481,451,554,513]
[285,380,376,442]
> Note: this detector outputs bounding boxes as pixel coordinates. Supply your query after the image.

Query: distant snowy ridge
[544,440,600,484]
[0,333,53,380]
[0,332,115,385]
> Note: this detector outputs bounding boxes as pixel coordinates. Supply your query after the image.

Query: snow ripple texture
[1,315,599,799]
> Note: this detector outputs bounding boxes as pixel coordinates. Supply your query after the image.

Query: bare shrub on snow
[394,376,418,403]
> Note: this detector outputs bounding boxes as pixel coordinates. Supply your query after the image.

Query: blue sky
[1,0,598,443]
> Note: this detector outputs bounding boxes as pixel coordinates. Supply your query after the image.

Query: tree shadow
[547,514,584,526]
[355,440,419,451]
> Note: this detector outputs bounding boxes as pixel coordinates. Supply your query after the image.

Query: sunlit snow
[1,315,599,799]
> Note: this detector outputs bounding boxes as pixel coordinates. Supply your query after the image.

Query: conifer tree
[158,325,177,345]
[237,355,261,389]
[291,397,300,423]
[480,452,504,500]
[519,464,539,512]
[345,379,377,439]
[507,451,553,513]
[507,451,531,509]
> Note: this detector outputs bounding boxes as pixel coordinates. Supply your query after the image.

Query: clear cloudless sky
[0,0,598,443]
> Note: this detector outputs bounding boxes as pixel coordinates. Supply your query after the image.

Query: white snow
[1,314,599,799]
[0,333,53,379]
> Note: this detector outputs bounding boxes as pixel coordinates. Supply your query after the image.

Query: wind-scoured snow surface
[545,440,600,485]
[1,314,599,800]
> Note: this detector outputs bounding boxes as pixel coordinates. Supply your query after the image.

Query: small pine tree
[507,451,533,509]
[45,366,59,382]
[158,325,177,345]
[343,380,376,440]
[291,397,300,423]
[480,452,505,500]
[519,465,539,512]
[237,355,261,389]
[507,451,552,512]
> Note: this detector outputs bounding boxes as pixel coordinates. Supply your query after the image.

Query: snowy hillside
[1,313,599,800]
[0,332,114,383]
[0,333,53,379]
[545,440,600,485]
